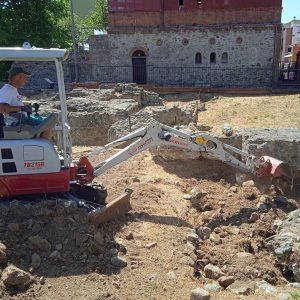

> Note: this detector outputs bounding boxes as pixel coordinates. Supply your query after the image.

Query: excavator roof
[0,47,69,62]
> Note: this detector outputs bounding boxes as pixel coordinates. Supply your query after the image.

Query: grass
[291,291,300,300]
[198,94,300,131]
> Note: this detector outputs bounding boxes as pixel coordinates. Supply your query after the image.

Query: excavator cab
[3,113,57,140]
[0,44,131,225]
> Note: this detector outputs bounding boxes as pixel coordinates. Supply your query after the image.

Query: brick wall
[108,7,281,31]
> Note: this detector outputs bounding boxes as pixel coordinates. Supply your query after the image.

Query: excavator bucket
[89,189,133,226]
[257,155,290,178]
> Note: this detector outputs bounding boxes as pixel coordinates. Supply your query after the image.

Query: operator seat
[2,113,57,139]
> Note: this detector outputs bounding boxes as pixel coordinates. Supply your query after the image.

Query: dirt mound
[0,198,127,298]
[1,148,299,299]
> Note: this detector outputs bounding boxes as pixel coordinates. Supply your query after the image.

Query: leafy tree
[0,0,70,48]
[0,0,71,80]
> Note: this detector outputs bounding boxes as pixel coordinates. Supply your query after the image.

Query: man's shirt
[0,84,24,107]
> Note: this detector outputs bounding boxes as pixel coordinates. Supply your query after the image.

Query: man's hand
[21,104,33,113]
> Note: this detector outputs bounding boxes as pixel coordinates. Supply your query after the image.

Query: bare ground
[1,92,300,300]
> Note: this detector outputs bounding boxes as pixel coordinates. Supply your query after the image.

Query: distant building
[79,0,282,87]
[280,19,300,81]
[282,19,300,62]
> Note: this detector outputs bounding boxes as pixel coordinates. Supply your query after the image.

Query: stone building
[80,0,282,87]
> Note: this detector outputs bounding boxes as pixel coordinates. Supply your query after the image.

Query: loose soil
[1,92,300,300]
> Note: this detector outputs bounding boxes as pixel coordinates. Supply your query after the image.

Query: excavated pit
[1,86,300,299]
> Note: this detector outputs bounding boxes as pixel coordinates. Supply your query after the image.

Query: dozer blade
[257,155,291,178]
[89,189,133,226]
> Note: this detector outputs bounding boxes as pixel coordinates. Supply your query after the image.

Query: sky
[73,0,96,18]
[282,0,300,23]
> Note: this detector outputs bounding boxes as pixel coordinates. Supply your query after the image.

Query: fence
[279,61,300,81]
[68,64,274,87]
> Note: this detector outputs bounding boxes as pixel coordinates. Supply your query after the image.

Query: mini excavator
[0,45,288,225]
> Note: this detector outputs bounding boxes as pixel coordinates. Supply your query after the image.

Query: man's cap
[8,67,31,79]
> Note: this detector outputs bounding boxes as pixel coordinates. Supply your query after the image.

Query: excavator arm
[74,122,286,184]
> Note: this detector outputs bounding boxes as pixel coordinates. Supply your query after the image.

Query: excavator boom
[75,122,287,185]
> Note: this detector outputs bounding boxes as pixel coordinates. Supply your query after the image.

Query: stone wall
[12,25,278,89]
[85,25,276,87]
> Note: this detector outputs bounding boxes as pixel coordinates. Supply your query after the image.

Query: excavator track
[69,183,133,226]
[69,182,107,206]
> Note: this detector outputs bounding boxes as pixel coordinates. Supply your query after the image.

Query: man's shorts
[28,115,47,126]
[6,113,47,126]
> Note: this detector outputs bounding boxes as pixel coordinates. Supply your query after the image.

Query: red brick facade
[108,0,282,32]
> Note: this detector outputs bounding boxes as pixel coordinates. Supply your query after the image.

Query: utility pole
[70,0,79,82]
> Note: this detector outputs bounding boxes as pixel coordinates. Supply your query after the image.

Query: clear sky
[282,0,300,23]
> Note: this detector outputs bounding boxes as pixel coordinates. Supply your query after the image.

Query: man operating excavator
[0,67,52,139]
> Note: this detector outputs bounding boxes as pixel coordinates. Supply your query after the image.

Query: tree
[0,0,70,48]
[0,0,71,81]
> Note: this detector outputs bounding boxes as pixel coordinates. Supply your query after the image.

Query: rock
[2,265,32,290]
[49,250,63,262]
[204,283,221,292]
[75,233,89,246]
[287,282,300,288]
[209,232,222,245]
[196,227,212,240]
[190,288,210,300]
[218,276,235,288]
[228,281,252,295]
[8,223,20,232]
[166,271,177,280]
[116,238,127,254]
[226,226,240,235]
[31,253,41,269]
[28,235,51,252]
[56,244,63,251]
[229,186,238,193]
[145,242,157,249]
[180,255,195,267]
[31,222,42,233]
[292,263,300,282]
[109,248,118,255]
[0,248,7,265]
[111,256,127,268]
[125,232,134,240]
[148,273,158,281]
[187,232,200,244]
[256,280,277,293]
[39,276,46,285]
[222,123,233,137]
[183,194,193,200]
[242,180,255,187]
[278,292,293,300]
[0,242,7,252]
[131,176,140,182]
[204,264,224,280]
[94,231,104,244]
[257,202,268,212]
[249,212,260,222]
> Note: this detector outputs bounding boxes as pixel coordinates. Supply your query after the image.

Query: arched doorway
[296,52,300,81]
[132,50,147,84]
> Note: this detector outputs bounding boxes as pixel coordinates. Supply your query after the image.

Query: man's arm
[0,103,22,114]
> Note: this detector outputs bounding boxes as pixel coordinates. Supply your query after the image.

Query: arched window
[195,52,202,64]
[132,50,146,57]
[210,52,216,63]
[221,52,228,64]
